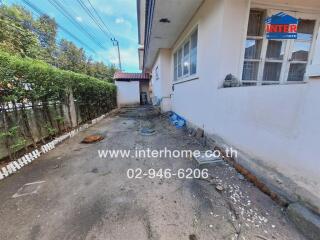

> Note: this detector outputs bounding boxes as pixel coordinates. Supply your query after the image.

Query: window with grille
[242,9,316,86]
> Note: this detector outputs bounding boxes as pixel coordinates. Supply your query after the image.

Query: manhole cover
[81,135,104,143]
[139,127,156,136]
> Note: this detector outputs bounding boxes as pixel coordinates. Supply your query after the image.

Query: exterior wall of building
[150,55,161,101]
[308,20,320,76]
[149,0,320,207]
[150,49,172,112]
[115,80,140,106]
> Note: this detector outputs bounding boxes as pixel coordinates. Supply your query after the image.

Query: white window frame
[241,8,320,86]
[173,26,198,83]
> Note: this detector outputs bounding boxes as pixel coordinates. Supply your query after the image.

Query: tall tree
[57,39,87,73]
[35,14,57,65]
[0,4,118,81]
[0,5,42,58]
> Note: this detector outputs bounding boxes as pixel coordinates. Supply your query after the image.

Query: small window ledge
[307,64,320,78]
[173,75,199,85]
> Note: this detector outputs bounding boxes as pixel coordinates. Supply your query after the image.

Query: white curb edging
[0,112,109,181]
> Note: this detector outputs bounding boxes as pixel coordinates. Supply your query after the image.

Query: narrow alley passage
[0,107,306,240]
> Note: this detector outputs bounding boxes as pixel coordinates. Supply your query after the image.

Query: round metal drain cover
[140,127,156,136]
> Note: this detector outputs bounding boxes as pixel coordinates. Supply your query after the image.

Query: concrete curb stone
[287,203,320,240]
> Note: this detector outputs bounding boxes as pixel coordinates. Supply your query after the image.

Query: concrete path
[0,107,306,240]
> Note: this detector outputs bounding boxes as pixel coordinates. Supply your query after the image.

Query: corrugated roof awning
[114,72,150,81]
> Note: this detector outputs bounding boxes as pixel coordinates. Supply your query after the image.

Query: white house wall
[308,23,320,77]
[151,49,172,112]
[115,81,140,106]
[151,55,162,99]
[151,0,320,210]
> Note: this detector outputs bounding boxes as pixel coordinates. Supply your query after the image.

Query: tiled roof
[113,72,149,80]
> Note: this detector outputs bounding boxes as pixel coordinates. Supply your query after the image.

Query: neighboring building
[114,72,150,106]
[137,0,320,216]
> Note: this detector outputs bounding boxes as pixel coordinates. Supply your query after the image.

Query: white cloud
[115,17,125,24]
[91,0,136,19]
[99,6,113,16]
[96,46,139,72]
[119,47,139,70]
[76,16,83,22]
[115,17,132,30]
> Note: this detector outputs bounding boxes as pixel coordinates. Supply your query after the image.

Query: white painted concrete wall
[150,0,320,208]
[307,24,320,77]
[151,49,172,112]
[115,81,140,106]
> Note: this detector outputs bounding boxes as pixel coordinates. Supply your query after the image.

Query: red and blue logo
[265,12,298,39]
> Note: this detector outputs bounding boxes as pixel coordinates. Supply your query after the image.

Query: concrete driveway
[0,107,305,240]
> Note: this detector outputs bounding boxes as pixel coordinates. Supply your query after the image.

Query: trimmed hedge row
[0,50,116,121]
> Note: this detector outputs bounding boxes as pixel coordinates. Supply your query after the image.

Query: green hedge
[0,50,116,121]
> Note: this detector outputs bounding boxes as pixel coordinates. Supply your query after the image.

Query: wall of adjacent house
[115,80,140,106]
[153,0,320,207]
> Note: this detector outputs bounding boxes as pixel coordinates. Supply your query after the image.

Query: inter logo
[265,12,298,39]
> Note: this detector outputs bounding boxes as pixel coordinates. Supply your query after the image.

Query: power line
[85,0,114,38]
[74,0,119,66]
[75,0,112,39]
[84,0,121,68]
[22,0,119,68]
[21,0,97,54]
[47,0,106,50]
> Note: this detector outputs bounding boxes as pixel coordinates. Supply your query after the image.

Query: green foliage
[10,138,27,151]
[0,49,116,119]
[0,126,19,138]
[0,4,43,58]
[44,123,57,136]
[0,125,26,153]
[35,14,58,64]
[86,58,117,82]
[0,4,117,160]
[0,4,118,81]
[57,39,87,73]
[54,115,65,124]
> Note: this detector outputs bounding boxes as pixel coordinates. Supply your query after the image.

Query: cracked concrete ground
[0,106,306,240]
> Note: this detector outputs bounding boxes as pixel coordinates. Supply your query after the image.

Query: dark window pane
[242,82,257,86]
[247,10,264,36]
[190,29,197,75]
[174,53,177,81]
[262,82,279,85]
[287,63,306,81]
[191,29,197,49]
[245,39,262,59]
[297,20,315,40]
[190,51,197,75]
[242,61,259,80]
[263,62,282,81]
[178,48,182,77]
[266,40,285,60]
[183,41,190,75]
[291,41,311,61]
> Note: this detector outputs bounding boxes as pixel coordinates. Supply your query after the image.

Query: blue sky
[5,0,140,72]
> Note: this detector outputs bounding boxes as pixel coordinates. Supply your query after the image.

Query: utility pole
[111,38,122,71]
